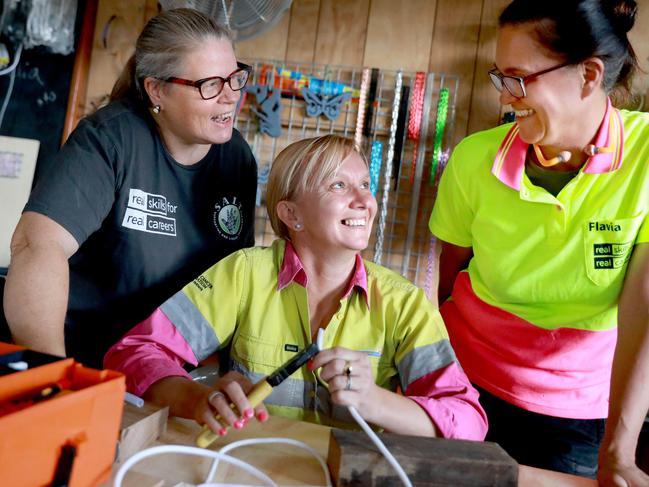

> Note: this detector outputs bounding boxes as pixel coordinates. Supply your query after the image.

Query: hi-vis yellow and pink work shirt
[105,239,488,440]
[429,102,649,419]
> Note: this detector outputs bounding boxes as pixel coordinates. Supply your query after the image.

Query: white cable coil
[115,329,412,486]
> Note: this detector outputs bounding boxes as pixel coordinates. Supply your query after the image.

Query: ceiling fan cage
[159,0,293,41]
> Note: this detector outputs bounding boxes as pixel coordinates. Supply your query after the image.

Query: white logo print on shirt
[122,189,178,236]
[213,196,243,240]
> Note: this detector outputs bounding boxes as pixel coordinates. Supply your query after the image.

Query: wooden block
[116,402,169,464]
[328,428,518,486]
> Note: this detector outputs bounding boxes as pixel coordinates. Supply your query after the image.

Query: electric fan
[159,0,293,41]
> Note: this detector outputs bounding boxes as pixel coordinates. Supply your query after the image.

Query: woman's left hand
[310,347,380,420]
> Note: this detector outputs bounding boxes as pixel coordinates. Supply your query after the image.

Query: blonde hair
[266,135,367,240]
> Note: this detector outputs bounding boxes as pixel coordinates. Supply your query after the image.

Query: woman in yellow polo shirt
[106,135,487,441]
[429,0,649,481]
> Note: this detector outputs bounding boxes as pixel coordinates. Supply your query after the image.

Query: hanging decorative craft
[354,68,371,150]
[247,84,283,137]
[424,87,450,299]
[430,88,449,185]
[301,87,352,121]
[407,72,426,185]
[257,64,360,99]
[369,141,383,196]
[234,59,459,291]
[256,164,272,207]
[373,72,403,266]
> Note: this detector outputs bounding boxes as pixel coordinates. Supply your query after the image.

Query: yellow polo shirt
[428,102,649,418]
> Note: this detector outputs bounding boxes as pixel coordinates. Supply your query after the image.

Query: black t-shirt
[25,99,257,368]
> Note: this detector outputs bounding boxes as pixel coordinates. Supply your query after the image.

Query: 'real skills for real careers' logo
[122,189,178,236]
[213,196,243,240]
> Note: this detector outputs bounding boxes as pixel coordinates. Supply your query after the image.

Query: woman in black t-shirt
[3,8,257,368]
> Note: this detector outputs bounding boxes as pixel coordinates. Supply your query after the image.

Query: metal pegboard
[235,59,458,295]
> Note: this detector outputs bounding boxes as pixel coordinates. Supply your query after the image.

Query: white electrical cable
[347,406,412,487]
[113,444,278,487]
[0,42,23,129]
[0,67,16,129]
[316,328,412,486]
[206,438,332,486]
[0,42,23,76]
[116,328,410,486]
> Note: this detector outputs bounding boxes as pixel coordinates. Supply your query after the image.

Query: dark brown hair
[499,0,639,101]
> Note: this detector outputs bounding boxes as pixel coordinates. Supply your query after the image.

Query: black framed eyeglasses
[163,62,252,100]
[488,61,572,98]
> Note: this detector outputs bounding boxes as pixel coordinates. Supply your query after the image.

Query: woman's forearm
[5,240,70,356]
[365,386,439,437]
[144,376,212,421]
[602,244,649,461]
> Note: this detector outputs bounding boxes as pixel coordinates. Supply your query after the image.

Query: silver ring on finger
[345,374,352,391]
[208,390,225,403]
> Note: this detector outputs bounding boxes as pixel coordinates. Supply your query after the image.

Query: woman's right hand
[196,371,269,436]
[598,458,649,487]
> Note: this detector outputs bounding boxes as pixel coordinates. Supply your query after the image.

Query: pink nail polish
[218,428,227,436]
[234,420,244,429]
[257,410,269,422]
[244,408,254,419]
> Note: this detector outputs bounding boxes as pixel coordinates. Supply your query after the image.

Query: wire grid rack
[236,59,459,292]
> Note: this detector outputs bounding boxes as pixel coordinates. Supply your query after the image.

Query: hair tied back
[604,0,638,34]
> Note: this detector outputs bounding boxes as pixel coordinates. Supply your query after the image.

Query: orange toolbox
[0,342,125,486]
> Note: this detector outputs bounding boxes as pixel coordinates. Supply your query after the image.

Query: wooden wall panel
[629,0,649,109]
[467,0,509,135]
[285,0,321,63]
[80,0,649,140]
[363,0,437,71]
[313,0,370,66]
[428,0,483,144]
[235,13,291,62]
[84,0,150,114]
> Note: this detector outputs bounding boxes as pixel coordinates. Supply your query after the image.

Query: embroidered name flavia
[588,221,621,231]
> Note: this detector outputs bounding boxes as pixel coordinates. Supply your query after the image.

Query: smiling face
[495,24,584,148]
[292,152,377,256]
[153,37,240,155]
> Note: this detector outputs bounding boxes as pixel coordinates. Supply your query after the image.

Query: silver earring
[152,105,161,114]
[294,223,302,230]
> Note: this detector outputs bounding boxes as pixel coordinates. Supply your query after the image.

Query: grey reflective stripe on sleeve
[160,291,219,362]
[397,339,457,390]
[230,359,326,411]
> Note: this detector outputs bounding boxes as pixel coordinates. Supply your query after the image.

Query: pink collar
[277,241,369,307]
[492,98,625,190]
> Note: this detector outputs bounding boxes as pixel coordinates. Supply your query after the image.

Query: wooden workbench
[106,405,597,487]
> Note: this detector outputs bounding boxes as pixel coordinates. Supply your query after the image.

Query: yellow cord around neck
[532,144,568,167]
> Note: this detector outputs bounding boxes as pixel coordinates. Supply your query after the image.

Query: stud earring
[294,223,302,230]
[152,105,161,114]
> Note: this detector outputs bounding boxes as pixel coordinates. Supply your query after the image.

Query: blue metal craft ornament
[247,85,283,137]
[369,141,383,196]
[300,87,352,121]
[256,164,271,207]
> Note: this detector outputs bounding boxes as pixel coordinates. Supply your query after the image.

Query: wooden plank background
[85,0,649,144]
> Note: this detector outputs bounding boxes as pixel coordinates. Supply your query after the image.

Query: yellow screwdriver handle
[196,380,273,448]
